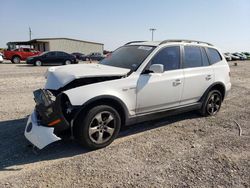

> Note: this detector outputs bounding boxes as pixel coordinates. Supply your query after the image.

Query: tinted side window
[151,46,180,71]
[23,48,31,52]
[47,52,56,57]
[201,47,210,66]
[207,48,222,64]
[184,46,202,68]
[57,52,67,56]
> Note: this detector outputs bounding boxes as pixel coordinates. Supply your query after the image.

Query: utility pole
[149,28,156,41]
[29,27,32,41]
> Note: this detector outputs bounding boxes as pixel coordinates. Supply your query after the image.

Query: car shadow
[15,64,72,67]
[16,64,35,67]
[0,61,26,64]
[0,117,87,171]
[0,111,200,171]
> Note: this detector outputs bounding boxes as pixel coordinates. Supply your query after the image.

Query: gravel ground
[0,61,249,188]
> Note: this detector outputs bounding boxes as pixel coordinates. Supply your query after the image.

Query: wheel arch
[34,59,42,64]
[73,95,129,128]
[200,82,226,102]
[64,59,72,64]
[11,55,21,61]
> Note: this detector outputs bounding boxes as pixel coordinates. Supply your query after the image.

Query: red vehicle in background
[4,48,41,63]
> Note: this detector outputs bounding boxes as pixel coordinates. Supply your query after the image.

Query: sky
[0,0,250,52]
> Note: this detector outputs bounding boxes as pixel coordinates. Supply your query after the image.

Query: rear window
[207,48,222,64]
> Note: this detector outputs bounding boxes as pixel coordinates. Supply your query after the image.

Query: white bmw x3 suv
[25,40,231,150]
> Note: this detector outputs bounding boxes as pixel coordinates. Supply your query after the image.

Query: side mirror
[149,64,164,73]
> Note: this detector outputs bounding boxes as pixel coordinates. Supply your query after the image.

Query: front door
[43,52,59,64]
[136,46,184,114]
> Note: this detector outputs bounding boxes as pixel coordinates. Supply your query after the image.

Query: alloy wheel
[65,60,71,65]
[88,111,115,144]
[206,93,221,115]
[13,57,20,63]
[35,60,42,66]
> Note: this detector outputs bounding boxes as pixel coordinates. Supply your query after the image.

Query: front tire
[200,90,222,116]
[34,60,42,66]
[74,105,121,149]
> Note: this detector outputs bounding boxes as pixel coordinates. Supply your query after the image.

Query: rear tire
[11,56,20,64]
[200,90,222,116]
[74,105,121,150]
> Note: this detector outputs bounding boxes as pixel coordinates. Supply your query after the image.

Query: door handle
[173,79,181,86]
[205,75,212,80]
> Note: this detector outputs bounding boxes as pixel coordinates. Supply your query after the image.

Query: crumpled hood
[45,64,130,90]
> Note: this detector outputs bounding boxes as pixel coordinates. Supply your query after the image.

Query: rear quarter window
[201,47,210,66]
[23,48,31,52]
[207,48,222,64]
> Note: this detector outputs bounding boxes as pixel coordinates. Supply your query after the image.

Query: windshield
[100,45,155,71]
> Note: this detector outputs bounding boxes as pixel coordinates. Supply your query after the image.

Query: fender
[199,81,226,103]
[12,54,22,60]
[72,95,130,126]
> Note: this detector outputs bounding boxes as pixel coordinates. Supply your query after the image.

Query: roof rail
[124,41,146,45]
[159,39,213,46]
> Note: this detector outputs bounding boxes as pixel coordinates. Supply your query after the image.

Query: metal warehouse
[7,38,104,54]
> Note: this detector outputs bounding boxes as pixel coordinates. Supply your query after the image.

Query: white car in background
[25,39,231,150]
[0,53,3,63]
[233,52,247,60]
[223,53,232,61]
[228,53,240,61]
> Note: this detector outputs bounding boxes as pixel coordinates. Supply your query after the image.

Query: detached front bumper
[24,89,72,149]
[25,111,61,149]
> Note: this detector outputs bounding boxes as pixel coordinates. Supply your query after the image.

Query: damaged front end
[24,89,78,149]
[24,64,129,149]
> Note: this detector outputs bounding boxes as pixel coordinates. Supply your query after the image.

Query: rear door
[57,52,68,64]
[180,46,214,105]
